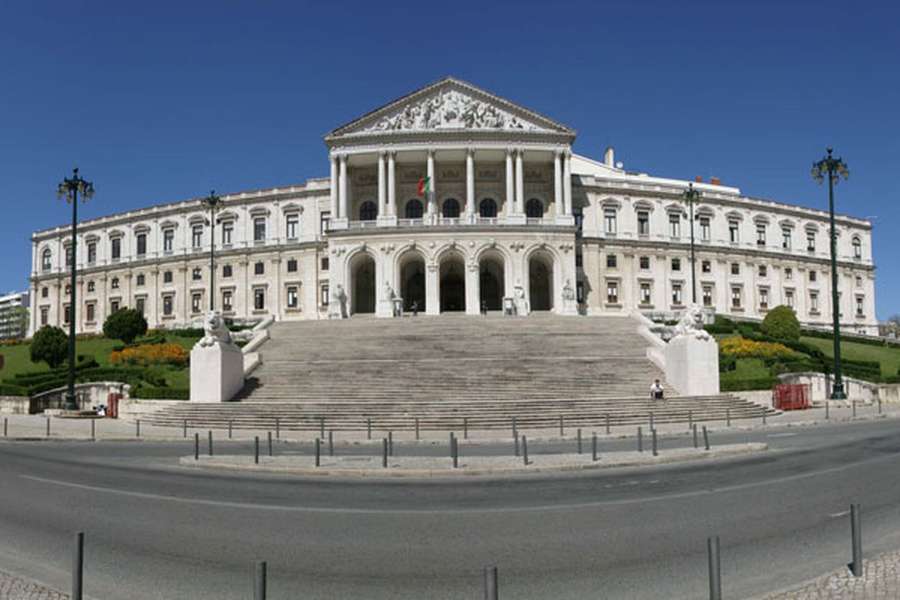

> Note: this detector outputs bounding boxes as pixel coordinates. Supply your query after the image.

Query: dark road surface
[1,418,899,599]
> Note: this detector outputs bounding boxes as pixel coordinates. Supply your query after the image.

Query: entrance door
[479,257,504,311]
[529,256,553,311]
[352,255,376,314]
[440,256,466,312]
[400,256,426,312]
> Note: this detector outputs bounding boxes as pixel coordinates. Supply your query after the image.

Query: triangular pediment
[328,77,574,139]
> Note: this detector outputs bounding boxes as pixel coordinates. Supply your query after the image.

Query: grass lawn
[800,336,900,377]
[720,358,771,384]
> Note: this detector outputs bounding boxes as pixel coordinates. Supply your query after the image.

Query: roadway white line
[829,510,851,518]
[767,433,798,438]
[19,450,900,515]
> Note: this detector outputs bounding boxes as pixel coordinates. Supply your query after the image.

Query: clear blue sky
[2,1,897,317]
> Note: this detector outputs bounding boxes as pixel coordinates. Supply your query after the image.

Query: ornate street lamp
[682,182,702,304]
[811,147,850,400]
[201,190,222,311]
[56,168,94,412]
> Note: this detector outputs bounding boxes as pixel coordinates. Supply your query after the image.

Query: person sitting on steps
[650,379,665,401]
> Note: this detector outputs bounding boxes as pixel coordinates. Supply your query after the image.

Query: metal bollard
[275,417,280,439]
[559,415,564,436]
[726,408,731,427]
[382,438,388,468]
[46,417,50,437]
[228,420,233,439]
[850,503,863,577]
[267,431,273,457]
[315,438,321,467]
[514,433,520,457]
[72,531,84,600]
[878,398,882,414]
[605,413,611,435]
[483,565,499,600]
[194,433,199,460]
[451,434,458,469]
[388,431,394,457]
[254,436,259,464]
[255,560,267,600]
[136,419,141,438]
[3,417,6,437]
[90,419,95,440]
[367,418,372,440]
[826,400,830,420]
[592,431,598,462]
[328,430,334,456]
[762,409,767,426]
[319,416,325,439]
[649,412,654,431]
[703,425,710,451]
[637,426,643,453]
[464,417,468,440]
[208,430,213,456]
[692,424,698,449]
[708,536,722,600]
[576,428,582,454]
[852,400,857,418]
[688,410,693,430]
[415,417,420,440]
[522,435,529,466]
[652,429,658,457]
[183,419,187,438]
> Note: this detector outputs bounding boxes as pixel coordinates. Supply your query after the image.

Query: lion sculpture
[199,311,233,347]
[672,305,711,341]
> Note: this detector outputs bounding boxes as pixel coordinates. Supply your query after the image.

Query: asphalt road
[1,418,899,599]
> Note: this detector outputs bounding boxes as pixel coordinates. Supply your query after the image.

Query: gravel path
[757,550,900,599]
[0,571,65,600]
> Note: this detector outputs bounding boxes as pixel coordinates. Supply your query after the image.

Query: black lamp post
[202,190,222,311]
[682,182,702,304]
[56,168,94,412]
[811,148,849,400]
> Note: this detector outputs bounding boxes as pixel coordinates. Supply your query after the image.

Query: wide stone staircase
[141,314,777,431]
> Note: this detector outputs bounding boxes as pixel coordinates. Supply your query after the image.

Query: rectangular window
[222,264,232,278]
[192,293,202,314]
[639,256,650,270]
[42,287,49,298]
[730,263,740,276]
[856,296,864,316]
[853,239,862,259]
[87,242,97,264]
[135,297,145,315]
[254,217,266,242]
[110,300,120,313]
[640,283,652,305]
[809,270,817,283]
[606,254,617,269]
[254,288,265,310]
[809,291,819,313]
[222,290,233,312]
[669,213,681,238]
[729,220,740,243]
[136,274,145,286]
[65,246,73,267]
[40,307,48,326]
[607,281,619,304]
[320,212,331,235]
[637,211,650,236]
[604,209,617,234]
[731,287,742,309]
[136,233,147,256]
[701,260,711,273]
[163,295,174,316]
[855,275,863,288]
[287,258,298,273]
[672,283,683,306]
[785,267,793,281]
[699,217,710,241]
[222,222,233,246]
[807,231,816,252]
[785,290,794,308]
[286,214,299,240]
[163,229,174,253]
[287,286,299,309]
[321,284,329,307]
[63,304,71,324]
[782,228,792,250]
[756,224,767,246]
[321,257,330,271]
[192,268,202,281]
[702,286,713,307]
[254,262,264,275]
[758,265,767,278]
[111,238,121,260]
[86,303,95,323]
[671,258,681,272]
[163,271,173,284]
[192,225,203,249]
[759,288,769,310]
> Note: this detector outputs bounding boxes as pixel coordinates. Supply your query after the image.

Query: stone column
[466,148,475,222]
[426,150,435,222]
[505,149,514,217]
[425,263,440,315]
[329,155,338,218]
[563,151,573,216]
[337,154,348,228]
[515,149,525,214]
[377,151,386,219]
[554,151,563,216]
[387,151,397,218]
[465,262,480,315]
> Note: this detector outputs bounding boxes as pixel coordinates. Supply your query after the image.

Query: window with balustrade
[163,229,174,253]
[405,199,424,219]
[222,221,234,246]
[607,281,619,304]
[604,208,617,234]
[637,211,650,236]
[525,198,543,219]
[782,227,792,249]
[728,220,740,243]
[479,198,497,218]
[285,214,300,238]
[253,217,266,242]
[699,216,711,241]
[668,213,681,238]
[360,201,378,221]
[702,286,713,307]
[442,198,460,219]
[756,224,767,246]
[110,238,121,260]
[136,233,147,256]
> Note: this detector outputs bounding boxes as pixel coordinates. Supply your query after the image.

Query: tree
[761,305,801,341]
[102,308,148,344]
[30,326,69,368]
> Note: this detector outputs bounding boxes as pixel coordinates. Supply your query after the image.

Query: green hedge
[0,383,27,396]
[131,386,189,400]
[720,376,776,392]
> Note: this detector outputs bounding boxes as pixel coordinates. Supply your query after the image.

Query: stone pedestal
[190,341,244,403]
[664,334,720,396]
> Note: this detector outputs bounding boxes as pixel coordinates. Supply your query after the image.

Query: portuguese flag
[417,176,431,198]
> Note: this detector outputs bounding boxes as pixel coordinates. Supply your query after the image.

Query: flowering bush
[719,336,801,361]
[110,343,188,367]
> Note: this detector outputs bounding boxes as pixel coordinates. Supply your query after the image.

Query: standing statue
[562,279,575,301]
[329,284,348,319]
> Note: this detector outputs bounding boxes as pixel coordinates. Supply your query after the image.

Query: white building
[28,77,877,336]
[0,291,30,340]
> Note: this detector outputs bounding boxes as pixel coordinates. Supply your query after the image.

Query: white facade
[0,290,29,340]
[28,77,877,336]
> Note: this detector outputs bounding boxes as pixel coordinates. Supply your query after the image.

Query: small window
[756,224,767,246]
[321,257,329,271]
[782,228,792,250]
[286,214,300,239]
[360,201,378,221]
[321,284,329,307]
[728,220,740,243]
[135,297,145,315]
[163,295,174,316]
[222,222,234,245]
[809,291,819,312]
[639,256,650,270]
[785,267,793,280]
[672,283,683,306]
[702,286,713,307]
[192,267,202,281]
[65,246,73,267]
[110,300,120,313]
[852,237,862,259]
[606,254,617,269]
[759,288,769,310]
[637,211,650,236]
[525,198,543,219]
[254,288,265,310]
[136,274,145,286]
[672,258,681,272]
[731,287,742,309]
[442,198,461,219]
[192,225,203,248]
[856,296,864,316]
[604,208,617,234]
[191,293,202,314]
[222,291,233,312]
[87,243,96,264]
[701,260,711,273]
[669,213,681,238]
[63,304,71,324]
[163,270,173,284]
[87,281,95,293]
[785,290,795,308]
[855,275,863,288]
[287,258,298,273]
[730,263,740,276]
[806,231,816,252]
[222,264,232,278]
[111,277,119,289]
[253,217,267,242]
[810,270,817,283]
[405,199,424,219]
[40,307,48,325]
[136,233,147,256]
[42,286,49,298]
[320,212,331,235]
[163,229,174,253]
[86,303,95,323]
[254,262,264,275]
[640,282,652,305]
[41,248,52,271]
[287,286,299,309]
[699,217,711,241]
[758,265,767,278]
[479,198,498,219]
[110,238,121,260]
[607,281,619,304]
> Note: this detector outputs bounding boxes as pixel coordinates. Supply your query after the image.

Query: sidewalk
[756,549,900,599]
[0,570,65,600]
[0,404,894,446]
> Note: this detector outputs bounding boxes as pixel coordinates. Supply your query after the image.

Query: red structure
[773,384,811,410]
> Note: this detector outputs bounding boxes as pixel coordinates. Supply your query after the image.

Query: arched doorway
[442,198,460,218]
[399,252,426,312]
[405,199,424,219]
[526,198,544,218]
[479,253,505,311]
[439,253,466,312]
[528,252,554,311]
[479,198,498,218]
[350,253,376,314]
[359,201,377,221]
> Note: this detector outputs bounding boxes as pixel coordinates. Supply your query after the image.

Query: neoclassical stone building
[28,77,877,336]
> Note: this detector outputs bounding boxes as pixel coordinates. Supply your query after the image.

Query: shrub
[131,386,189,400]
[719,336,802,361]
[103,309,148,344]
[110,343,188,367]
[0,383,27,396]
[719,354,737,372]
[761,305,801,341]
[720,376,776,392]
[30,326,69,369]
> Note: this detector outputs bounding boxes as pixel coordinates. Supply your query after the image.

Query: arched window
[405,199,424,219]
[852,237,862,259]
[359,201,377,221]
[526,198,544,218]
[442,198,460,218]
[479,198,498,218]
[41,248,52,271]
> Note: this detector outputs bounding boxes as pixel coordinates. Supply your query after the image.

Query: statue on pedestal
[329,284,348,319]
[513,280,529,316]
